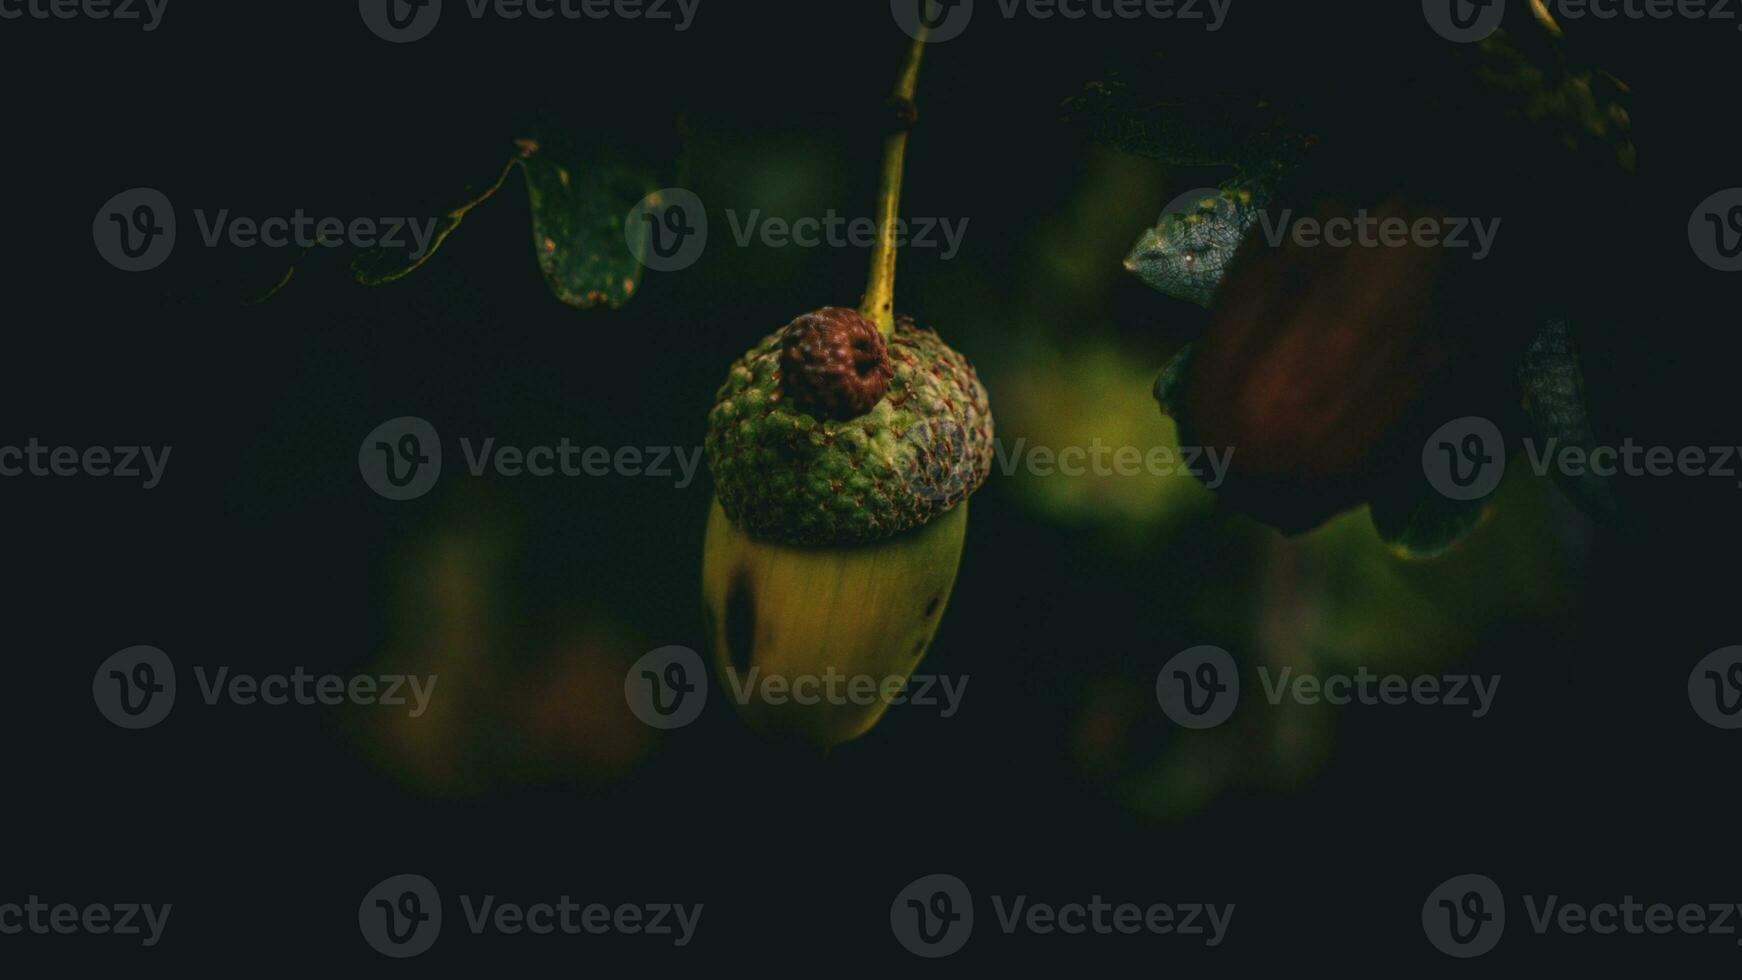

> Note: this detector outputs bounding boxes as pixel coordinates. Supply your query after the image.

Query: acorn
[701,31,991,747]
[1097,5,1633,544]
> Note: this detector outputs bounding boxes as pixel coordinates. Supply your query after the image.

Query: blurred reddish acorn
[1180,193,1535,533]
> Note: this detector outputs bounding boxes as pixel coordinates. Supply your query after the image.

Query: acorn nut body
[702,308,992,746]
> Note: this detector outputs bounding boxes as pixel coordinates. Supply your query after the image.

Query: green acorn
[701,31,991,747]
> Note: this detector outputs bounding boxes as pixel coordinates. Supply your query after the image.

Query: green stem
[860,30,928,338]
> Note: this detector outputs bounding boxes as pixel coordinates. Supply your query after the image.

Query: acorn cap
[705,311,993,546]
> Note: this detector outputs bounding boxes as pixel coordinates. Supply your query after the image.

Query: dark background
[2,0,1738,971]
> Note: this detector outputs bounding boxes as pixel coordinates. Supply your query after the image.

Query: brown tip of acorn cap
[778,307,895,421]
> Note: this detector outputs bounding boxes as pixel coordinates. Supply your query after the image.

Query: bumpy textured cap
[778,307,895,420]
[706,312,994,546]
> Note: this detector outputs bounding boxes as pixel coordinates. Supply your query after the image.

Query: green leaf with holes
[519,138,659,310]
